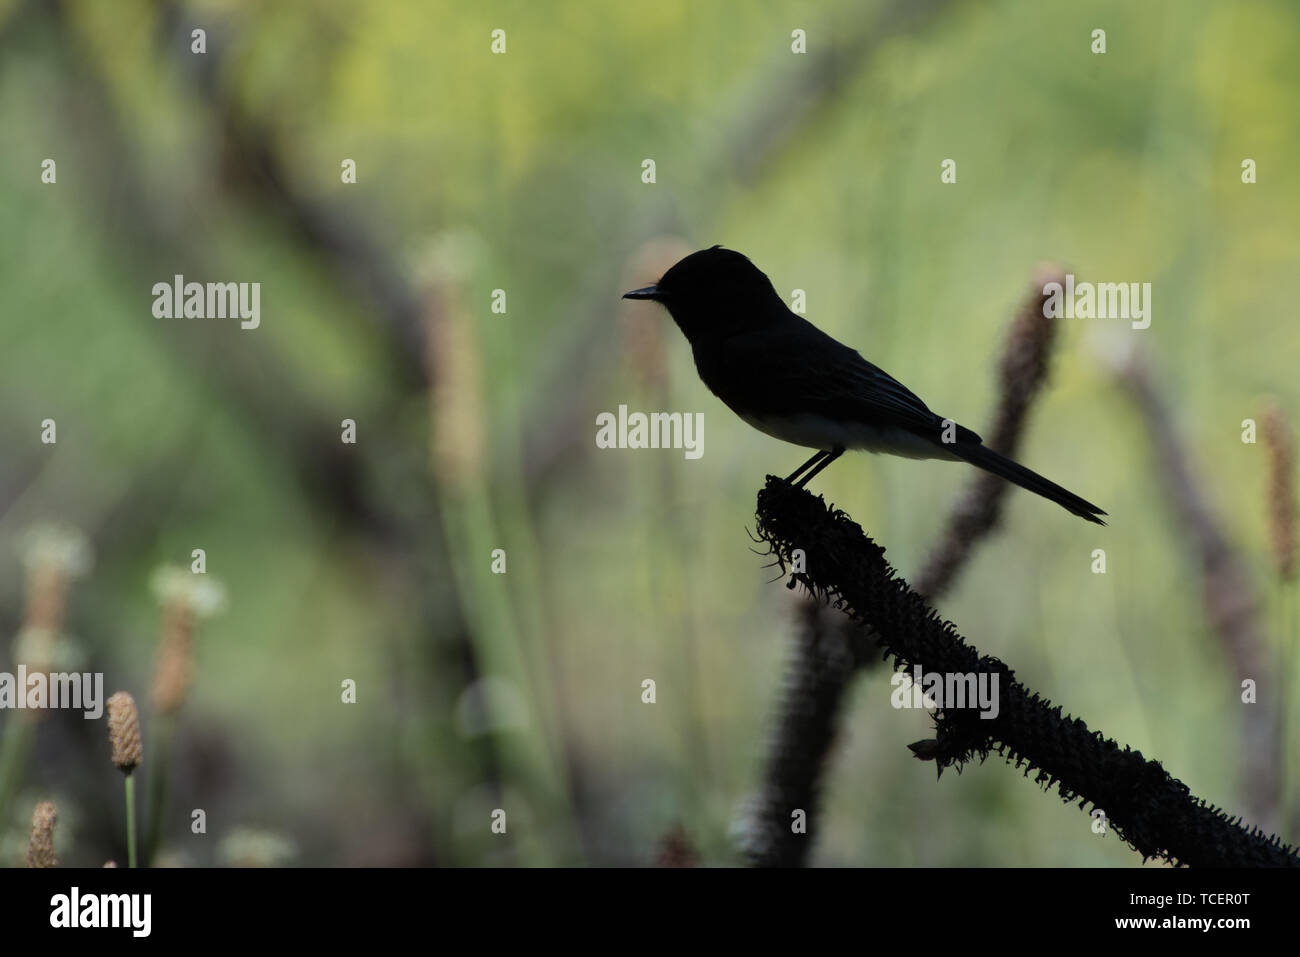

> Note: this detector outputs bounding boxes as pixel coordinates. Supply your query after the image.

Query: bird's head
[623,246,782,340]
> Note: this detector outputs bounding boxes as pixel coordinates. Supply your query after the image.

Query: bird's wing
[706,319,982,444]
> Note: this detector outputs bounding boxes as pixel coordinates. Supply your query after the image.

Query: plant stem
[125,773,137,868]
[0,717,34,830]
[1281,580,1296,840]
[144,717,173,865]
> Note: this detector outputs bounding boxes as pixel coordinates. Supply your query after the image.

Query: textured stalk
[755,478,1299,867]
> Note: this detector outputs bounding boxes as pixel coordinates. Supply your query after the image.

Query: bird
[622,246,1106,524]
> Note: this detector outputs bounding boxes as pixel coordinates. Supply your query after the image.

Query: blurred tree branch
[727,0,958,186]
[916,265,1065,599]
[1111,348,1283,833]
[154,2,428,390]
[18,0,485,864]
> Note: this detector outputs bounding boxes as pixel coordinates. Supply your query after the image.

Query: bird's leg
[784,450,830,485]
[794,447,844,488]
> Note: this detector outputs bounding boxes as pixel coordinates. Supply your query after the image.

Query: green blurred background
[1,0,1297,866]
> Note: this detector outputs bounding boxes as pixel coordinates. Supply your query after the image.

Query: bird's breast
[735,410,958,460]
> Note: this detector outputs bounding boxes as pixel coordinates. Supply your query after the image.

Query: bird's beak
[622,285,663,301]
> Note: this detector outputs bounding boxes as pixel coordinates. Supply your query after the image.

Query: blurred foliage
[0,0,1297,865]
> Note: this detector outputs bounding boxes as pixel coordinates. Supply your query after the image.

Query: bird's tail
[949,442,1107,525]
